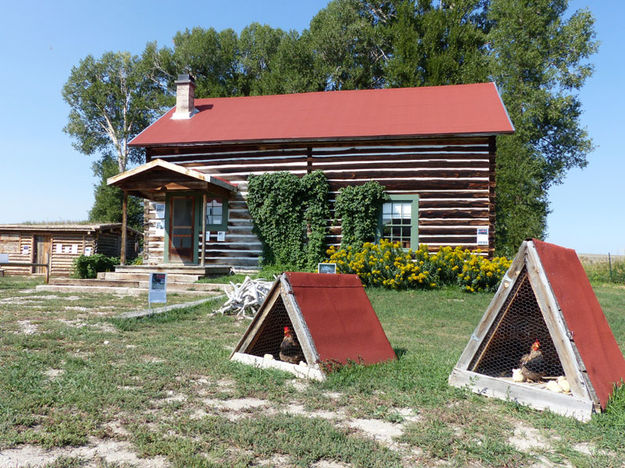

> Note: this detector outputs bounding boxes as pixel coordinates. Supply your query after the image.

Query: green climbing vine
[247,171,330,269]
[334,181,388,249]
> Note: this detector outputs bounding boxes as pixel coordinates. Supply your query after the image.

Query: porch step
[98,272,201,283]
[36,284,224,296]
[114,264,231,276]
[50,277,140,288]
[47,277,227,293]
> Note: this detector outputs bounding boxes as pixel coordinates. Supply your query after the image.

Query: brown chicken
[519,339,545,382]
[279,326,304,364]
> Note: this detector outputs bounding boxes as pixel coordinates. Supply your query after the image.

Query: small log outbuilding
[0,224,141,277]
[449,239,625,421]
[231,272,396,380]
[110,77,514,270]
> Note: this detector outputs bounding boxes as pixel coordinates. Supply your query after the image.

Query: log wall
[0,228,140,276]
[145,136,495,270]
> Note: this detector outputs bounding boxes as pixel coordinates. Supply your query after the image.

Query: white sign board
[148,272,167,304]
[84,246,93,256]
[22,245,29,255]
[56,244,63,254]
[318,263,337,274]
[0,253,8,263]
[71,244,78,254]
[154,203,165,219]
[476,227,489,246]
[217,231,226,242]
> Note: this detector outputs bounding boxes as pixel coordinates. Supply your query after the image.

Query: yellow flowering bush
[327,241,511,293]
[457,253,511,292]
[326,240,435,290]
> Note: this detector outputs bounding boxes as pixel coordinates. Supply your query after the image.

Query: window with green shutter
[377,194,419,248]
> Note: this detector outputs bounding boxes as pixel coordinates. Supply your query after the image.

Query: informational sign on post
[476,227,489,246]
[148,272,167,307]
[317,263,337,274]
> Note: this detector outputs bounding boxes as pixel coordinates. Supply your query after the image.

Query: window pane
[206,199,225,225]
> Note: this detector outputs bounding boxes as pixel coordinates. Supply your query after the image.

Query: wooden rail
[0,260,51,283]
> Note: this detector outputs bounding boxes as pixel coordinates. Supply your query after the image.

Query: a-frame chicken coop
[231,272,396,380]
[449,239,625,421]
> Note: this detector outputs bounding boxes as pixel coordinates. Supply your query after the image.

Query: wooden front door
[168,196,195,263]
[33,235,51,274]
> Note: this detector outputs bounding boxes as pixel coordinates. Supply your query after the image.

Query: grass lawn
[1,276,624,467]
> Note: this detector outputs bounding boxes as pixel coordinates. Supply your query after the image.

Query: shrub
[247,171,330,269]
[72,254,119,279]
[334,182,388,249]
[327,241,511,293]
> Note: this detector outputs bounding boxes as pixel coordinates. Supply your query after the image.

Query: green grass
[582,259,625,284]
[1,276,624,466]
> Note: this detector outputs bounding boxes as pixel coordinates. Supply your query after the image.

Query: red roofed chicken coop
[231,272,396,380]
[449,239,625,421]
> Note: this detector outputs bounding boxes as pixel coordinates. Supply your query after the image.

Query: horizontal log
[417,236,478,244]
[419,199,489,208]
[329,180,489,190]
[146,136,491,157]
[312,145,489,157]
[309,159,490,171]
[324,169,487,180]
[418,226,485,235]
[419,218,491,226]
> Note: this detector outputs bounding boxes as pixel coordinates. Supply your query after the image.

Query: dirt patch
[44,368,64,380]
[282,403,346,421]
[344,418,404,445]
[203,397,268,411]
[162,391,187,403]
[508,424,551,452]
[288,379,309,392]
[0,439,168,467]
[16,320,38,335]
[312,461,352,468]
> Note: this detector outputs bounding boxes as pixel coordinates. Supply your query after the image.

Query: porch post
[120,190,128,265]
[201,193,207,266]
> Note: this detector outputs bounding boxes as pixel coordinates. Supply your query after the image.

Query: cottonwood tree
[63,51,163,225]
[63,51,162,173]
[488,0,597,255]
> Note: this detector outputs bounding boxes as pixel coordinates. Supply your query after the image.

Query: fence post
[608,253,612,283]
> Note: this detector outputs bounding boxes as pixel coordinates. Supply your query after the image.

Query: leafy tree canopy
[65,0,597,255]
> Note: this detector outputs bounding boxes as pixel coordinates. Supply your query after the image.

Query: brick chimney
[171,73,197,120]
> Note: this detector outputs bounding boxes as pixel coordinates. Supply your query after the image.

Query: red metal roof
[533,239,625,409]
[285,272,396,366]
[130,82,513,147]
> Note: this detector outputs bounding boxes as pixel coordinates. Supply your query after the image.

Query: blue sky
[0,1,622,254]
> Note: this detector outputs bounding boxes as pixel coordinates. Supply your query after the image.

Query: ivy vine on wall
[247,171,330,269]
[334,181,388,249]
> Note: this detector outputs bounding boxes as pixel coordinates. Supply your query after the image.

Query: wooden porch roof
[107,159,237,198]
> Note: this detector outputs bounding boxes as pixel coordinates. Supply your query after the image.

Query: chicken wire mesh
[469,267,564,379]
[245,295,305,362]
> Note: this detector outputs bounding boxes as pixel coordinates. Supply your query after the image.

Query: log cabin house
[109,76,514,272]
[0,224,141,277]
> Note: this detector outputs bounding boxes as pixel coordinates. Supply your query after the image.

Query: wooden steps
[36,263,232,296]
